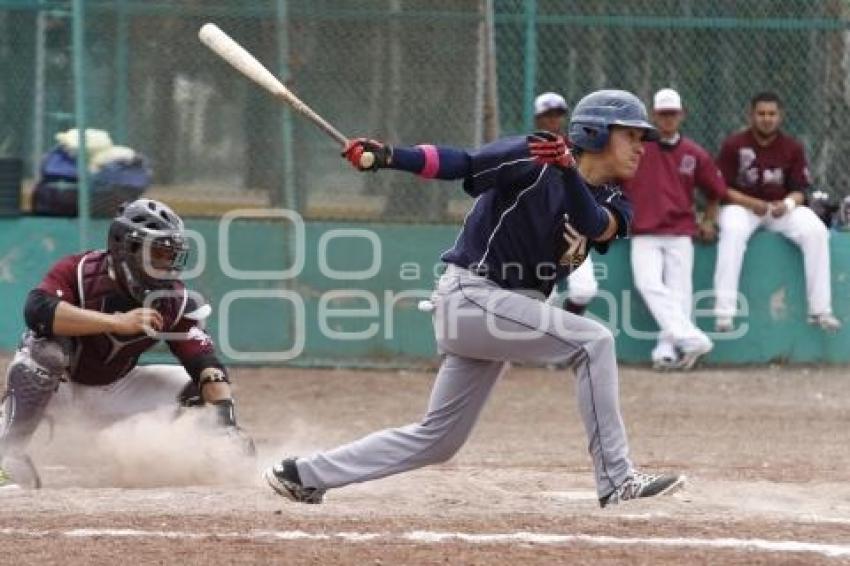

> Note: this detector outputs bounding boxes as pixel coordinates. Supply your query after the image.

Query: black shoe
[563,299,588,316]
[599,471,685,508]
[264,457,325,504]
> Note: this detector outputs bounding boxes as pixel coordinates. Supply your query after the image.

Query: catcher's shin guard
[0,333,68,456]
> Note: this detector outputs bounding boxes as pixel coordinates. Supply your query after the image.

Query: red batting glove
[342,138,391,171]
[527,131,575,169]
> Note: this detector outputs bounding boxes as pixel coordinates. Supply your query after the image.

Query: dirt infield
[2,363,850,564]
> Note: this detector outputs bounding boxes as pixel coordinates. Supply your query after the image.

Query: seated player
[713,92,840,332]
[0,198,249,489]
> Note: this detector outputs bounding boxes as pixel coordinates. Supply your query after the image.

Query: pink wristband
[417,144,440,178]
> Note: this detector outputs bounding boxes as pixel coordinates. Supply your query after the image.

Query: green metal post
[31,0,47,180]
[72,0,90,247]
[114,0,129,144]
[276,0,297,212]
[522,0,537,133]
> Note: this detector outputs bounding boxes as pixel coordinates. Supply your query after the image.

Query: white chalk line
[0,527,849,558]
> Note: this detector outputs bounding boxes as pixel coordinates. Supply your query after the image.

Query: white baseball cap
[534,92,568,116]
[653,88,682,111]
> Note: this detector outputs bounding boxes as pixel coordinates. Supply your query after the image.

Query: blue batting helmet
[568,89,658,152]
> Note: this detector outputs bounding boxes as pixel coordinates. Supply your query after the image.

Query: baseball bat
[198,23,375,168]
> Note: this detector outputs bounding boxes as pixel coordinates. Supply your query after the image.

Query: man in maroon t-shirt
[713,92,839,332]
[623,88,727,370]
[0,199,251,489]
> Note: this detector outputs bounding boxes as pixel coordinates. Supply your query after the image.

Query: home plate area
[2,365,849,565]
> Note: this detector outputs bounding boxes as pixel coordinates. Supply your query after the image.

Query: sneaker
[808,313,841,333]
[264,458,325,504]
[651,355,679,371]
[0,465,19,491]
[599,471,686,508]
[674,340,713,371]
[715,316,734,332]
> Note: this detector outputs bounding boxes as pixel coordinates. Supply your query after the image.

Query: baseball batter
[264,90,684,508]
[0,199,250,489]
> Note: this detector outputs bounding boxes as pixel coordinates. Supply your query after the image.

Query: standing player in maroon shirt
[0,199,250,489]
[623,89,727,370]
[713,92,839,332]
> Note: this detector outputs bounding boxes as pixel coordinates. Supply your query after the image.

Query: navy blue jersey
[439,136,632,298]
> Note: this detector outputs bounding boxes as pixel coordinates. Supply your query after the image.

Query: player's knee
[6,359,58,400]
[27,336,70,378]
[1,354,60,451]
[417,418,469,464]
[426,435,466,464]
[569,282,598,305]
[584,325,615,355]
[11,336,69,394]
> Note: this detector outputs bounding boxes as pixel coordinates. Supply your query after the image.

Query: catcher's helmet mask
[568,90,659,153]
[107,198,189,304]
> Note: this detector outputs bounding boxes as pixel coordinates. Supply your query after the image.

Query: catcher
[0,198,248,489]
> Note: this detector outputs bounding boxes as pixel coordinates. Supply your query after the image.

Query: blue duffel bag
[32,146,152,217]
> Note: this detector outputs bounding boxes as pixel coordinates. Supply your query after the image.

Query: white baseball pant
[713,204,832,319]
[296,264,633,498]
[545,255,598,307]
[567,255,599,306]
[49,365,191,423]
[630,235,711,361]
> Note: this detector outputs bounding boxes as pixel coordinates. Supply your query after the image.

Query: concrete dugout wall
[0,218,847,365]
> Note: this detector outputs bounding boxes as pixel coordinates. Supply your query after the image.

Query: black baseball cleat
[599,471,686,508]
[264,458,326,504]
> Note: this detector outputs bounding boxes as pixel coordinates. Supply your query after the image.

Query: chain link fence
[496,0,850,207]
[1,0,849,223]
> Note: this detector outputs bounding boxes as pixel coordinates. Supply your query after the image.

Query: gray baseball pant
[296,265,632,497]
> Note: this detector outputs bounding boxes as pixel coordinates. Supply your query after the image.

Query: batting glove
[527,131,575,169]
[342,138,393,171]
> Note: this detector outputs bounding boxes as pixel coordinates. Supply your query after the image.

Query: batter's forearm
[560,167,614,240]
[389,145,472,180]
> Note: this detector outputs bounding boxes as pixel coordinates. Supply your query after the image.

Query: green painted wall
[0,217,848,365]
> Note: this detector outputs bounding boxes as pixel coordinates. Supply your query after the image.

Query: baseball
[359,152,375,169]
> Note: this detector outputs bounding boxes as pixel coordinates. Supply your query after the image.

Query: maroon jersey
[36,250,216,386]
[716,129,810,202]
[622,137,727,236]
